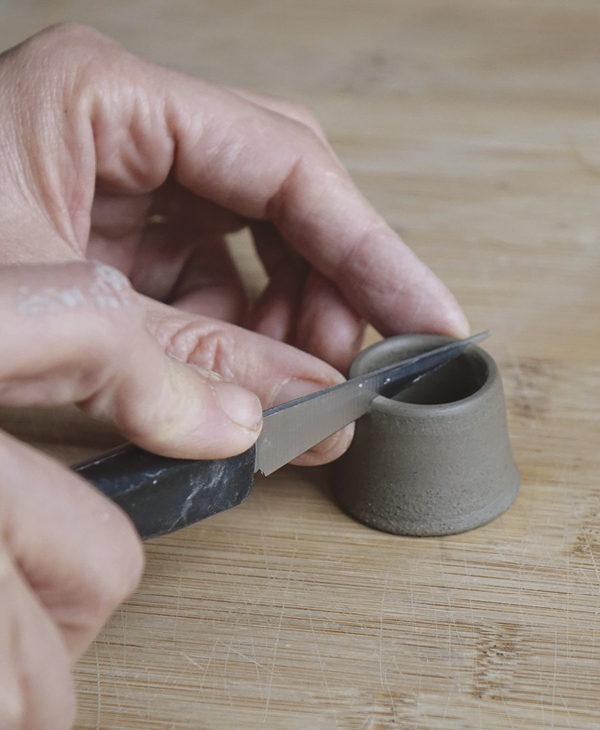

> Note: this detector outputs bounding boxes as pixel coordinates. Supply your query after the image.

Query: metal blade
[255,331,489,475]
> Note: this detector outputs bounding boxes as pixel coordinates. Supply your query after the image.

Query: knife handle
[74,444,256,540]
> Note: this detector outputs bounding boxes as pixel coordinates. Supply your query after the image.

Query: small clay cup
[332,335,520,536]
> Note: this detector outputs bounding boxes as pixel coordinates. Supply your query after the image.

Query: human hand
[0,427,142,730]
[0,235,384,730]
[0,259,257,728]
[2,255,372,726]
[0,27,469,727]
[0,257,365,727]
[0,24,468,399]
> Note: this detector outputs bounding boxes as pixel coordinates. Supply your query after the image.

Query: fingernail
[213,381,263,431]
[290,423,355,466]
[308,430,342,455]
[273,378,326,406]
[447,309,471,340]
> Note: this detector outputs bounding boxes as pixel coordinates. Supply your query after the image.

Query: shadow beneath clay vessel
[332,335,520,536]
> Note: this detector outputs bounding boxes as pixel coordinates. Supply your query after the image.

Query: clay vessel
[332,334,520,536]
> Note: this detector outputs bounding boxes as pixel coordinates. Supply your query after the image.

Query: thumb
[0,261,262,459]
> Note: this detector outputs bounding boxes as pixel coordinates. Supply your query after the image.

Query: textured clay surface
[333,335,520,536]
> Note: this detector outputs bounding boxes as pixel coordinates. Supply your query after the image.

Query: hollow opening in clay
[392,352,488,406]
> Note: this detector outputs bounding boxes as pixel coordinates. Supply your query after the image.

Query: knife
[74,332,489,539]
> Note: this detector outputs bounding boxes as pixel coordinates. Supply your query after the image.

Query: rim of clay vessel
[350,334,496,418]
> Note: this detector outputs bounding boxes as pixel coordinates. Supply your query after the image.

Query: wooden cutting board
[1,1,600,728]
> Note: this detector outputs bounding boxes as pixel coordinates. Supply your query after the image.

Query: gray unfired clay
[333,335,520,536]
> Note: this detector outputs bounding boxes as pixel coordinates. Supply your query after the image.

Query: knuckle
[0,551,76,730]
[285,103,325,137]
[167,323,239,382]
[21,22,110,56]
[86,516,144,617]
[106,537,144,608]
[13,261,137,321]
[48,260,140,339]
[59,262,141,339]
[12,24,122,96]
[119,523,146,596]
[257,94,325,139]
[0,690,24,730]
[286,117,334,169]
[85,261,137,312]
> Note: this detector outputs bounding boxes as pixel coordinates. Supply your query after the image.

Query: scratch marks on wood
[94,644,102,730]
[361,691,414,729]
[378,559,396,723]
[472,622,521,700]
[180,651,203,672]
[263,541,299,722]
[570,500,600,587]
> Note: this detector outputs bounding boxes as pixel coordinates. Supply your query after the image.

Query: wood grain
[1,1,600,727]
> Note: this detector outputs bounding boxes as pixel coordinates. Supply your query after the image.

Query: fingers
[293,269,366,374]
[223,86,330,144]
[0,260,349,464]
[0,554,75,730]
[245,222,308,342]
[5,24,467,344]
[89,186,249,323]
[0,261,262,459]
[247,224,365,372]
[0,431,143,659]
[143,296,355,464]
[0,429,144,728]
[95,215,249,323]
[143,296,341,408]
[161,65,469,341]
[126,216,248,323]
[168,233,249,323]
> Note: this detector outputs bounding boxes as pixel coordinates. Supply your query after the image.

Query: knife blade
[74,332,488,539]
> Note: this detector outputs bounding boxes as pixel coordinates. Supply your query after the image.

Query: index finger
[11,25,468,341]
[166,87,469,340]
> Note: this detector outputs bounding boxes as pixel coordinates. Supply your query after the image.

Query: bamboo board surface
[1,1,600,728]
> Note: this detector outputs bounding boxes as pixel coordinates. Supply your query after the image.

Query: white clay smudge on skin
[16,263,132,314]
[17,286,86,314]
[88,263,131,309]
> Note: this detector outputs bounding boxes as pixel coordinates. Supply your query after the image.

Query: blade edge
[256,331,489,475]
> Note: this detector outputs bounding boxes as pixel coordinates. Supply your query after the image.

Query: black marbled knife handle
[74,444,256,540]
